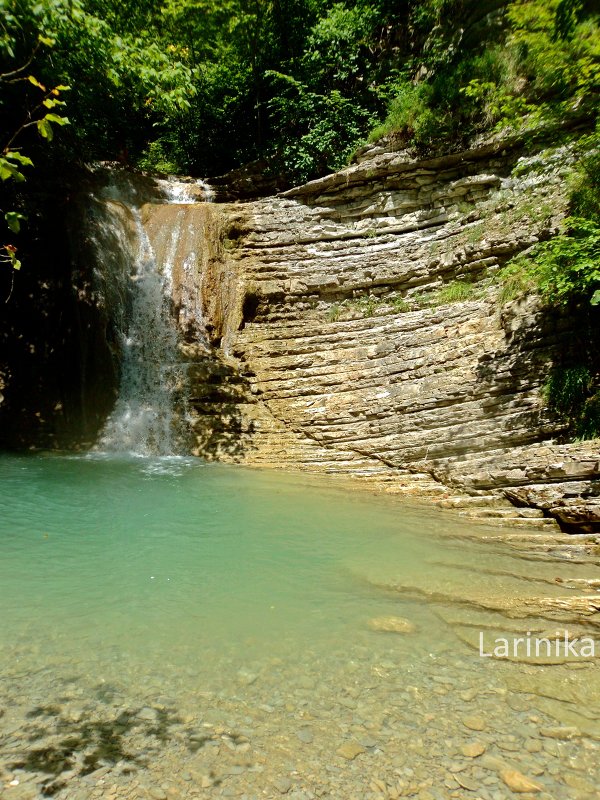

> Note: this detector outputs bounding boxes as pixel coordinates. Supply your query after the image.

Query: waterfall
[155,177,214,205]
[95,175,212,457]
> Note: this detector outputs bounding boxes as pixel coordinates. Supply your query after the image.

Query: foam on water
[155,177,214,204]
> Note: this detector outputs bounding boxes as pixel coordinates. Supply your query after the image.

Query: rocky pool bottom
[0,455,599,800]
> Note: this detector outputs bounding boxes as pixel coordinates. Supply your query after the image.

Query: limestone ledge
[175,139,599,533]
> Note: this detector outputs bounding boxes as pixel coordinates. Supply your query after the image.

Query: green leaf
[5,212,26,234]
[591,289,600,306]
[44,113,69,126]
[28,75,46,91]
[5,151,34,167]
[2,246,21,270]
[36,118,53,140]
[0,158,26,182]
[43,98,66,109]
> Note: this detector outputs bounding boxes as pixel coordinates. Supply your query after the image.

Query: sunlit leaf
[2,245,21,270]
[5,151,34,167]
[0,158,26,182]
[5,211,26,234]
[27,75,46,91]
[44,113,69,125]
[37,118,53,140]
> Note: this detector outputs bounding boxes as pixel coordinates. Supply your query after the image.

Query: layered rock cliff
[174,134,599,532]
[0,137,598,532]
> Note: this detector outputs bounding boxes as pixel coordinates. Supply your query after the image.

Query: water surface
[1,454,598,799]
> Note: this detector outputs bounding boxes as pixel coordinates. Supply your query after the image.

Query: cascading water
[95,175,212,456]
[97,208,183,456]
[156,177,214,204]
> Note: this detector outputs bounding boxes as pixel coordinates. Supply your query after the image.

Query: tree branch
[0,41,41,82]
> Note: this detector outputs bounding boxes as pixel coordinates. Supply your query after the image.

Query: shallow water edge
[0,453,599,800]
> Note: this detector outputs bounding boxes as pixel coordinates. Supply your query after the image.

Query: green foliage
[36,111,69,140]
[327,303,342,322]
[410,278,490,307]
[1,22,70,278]
[461,79,533,131]
[435,279,479,304]
[544,365,600,439]
[570,141,600,220]
[267,75,376,182]
[498,218,600,305]
[137,140,182,175]
[554,0,584,41]
[325,279,483,322]
[506,0,599,103]
[326,293,390,321]
[1,0,599,189]
[4,210,25,233]
[369,50,505,149]
[499,215,600,302]
[0,151,32,182]
[369,0,599,149]
[368,83,429,143]
[1,0,197,163]
[0,242,21,271]
[497,129,600,306]
[391,296,410,312]
[302,3,379,90]
[496,258,538,304]
[350,294,379,317]
[534,218,600,304]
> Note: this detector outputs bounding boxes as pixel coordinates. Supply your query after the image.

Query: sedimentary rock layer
[177,138,599,531]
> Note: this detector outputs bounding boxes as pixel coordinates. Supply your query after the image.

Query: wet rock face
[182,139,599,531]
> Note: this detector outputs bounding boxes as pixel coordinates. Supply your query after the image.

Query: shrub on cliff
[498,128,600,439]
[498,130,600,307]
[544,365,600,439]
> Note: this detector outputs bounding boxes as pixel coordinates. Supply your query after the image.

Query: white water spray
[155,177,214,204]
[96,174,212,456]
